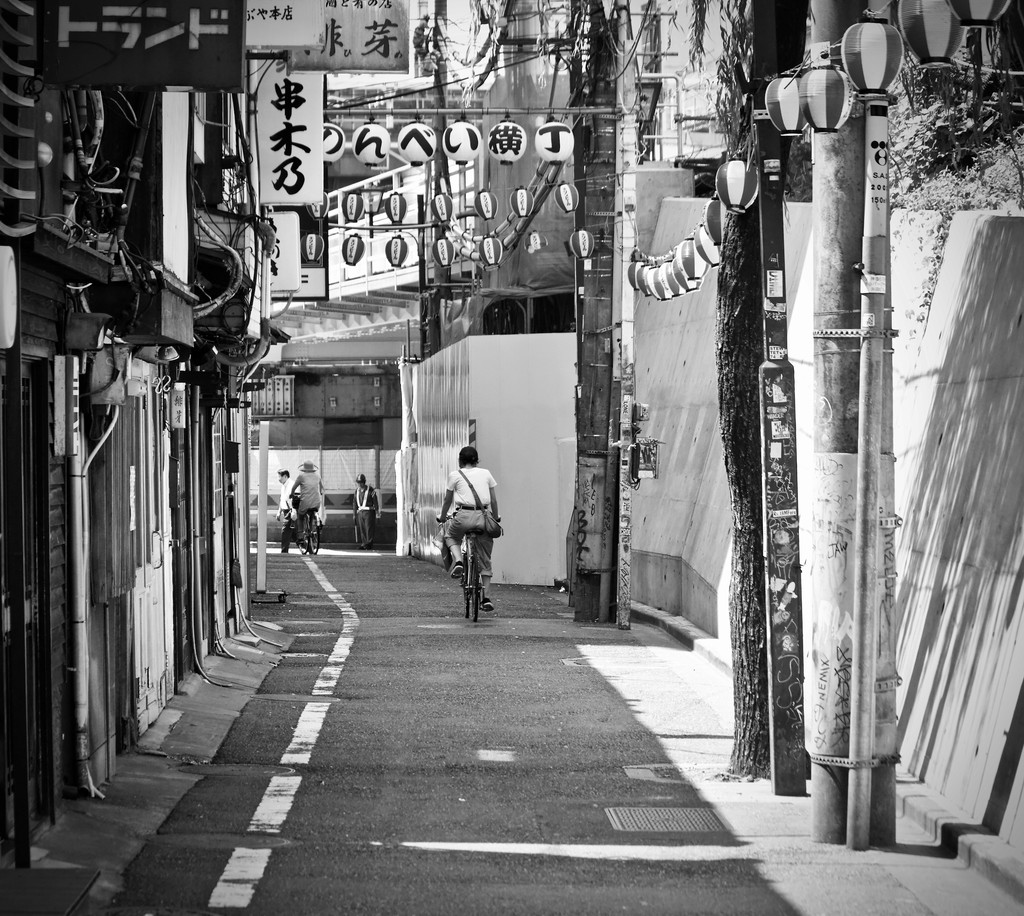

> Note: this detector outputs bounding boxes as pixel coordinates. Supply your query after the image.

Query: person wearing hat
[275,468,296,553]
[291,460,325,545]
[353,473,379,550]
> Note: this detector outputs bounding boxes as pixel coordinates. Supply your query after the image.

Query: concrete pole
[809,0,865,844]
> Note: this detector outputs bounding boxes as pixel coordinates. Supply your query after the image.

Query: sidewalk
[27,622,291,911]
[630,600,1024,908]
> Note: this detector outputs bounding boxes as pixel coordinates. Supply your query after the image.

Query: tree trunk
[716,208,771,778]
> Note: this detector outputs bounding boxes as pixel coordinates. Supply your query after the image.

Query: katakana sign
[247,0,326,49]
[256,63,325,205]
[42,2,245,90]
[291,0,410,73]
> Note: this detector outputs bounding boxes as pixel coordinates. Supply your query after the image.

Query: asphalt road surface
[107,550,1024,915]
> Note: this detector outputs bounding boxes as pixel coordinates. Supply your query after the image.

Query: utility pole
[809,0,866,843]
[751,0,806,797]
[572,0,619,622]
[615,0,639,630]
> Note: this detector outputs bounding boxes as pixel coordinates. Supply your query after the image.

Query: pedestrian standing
[276,469,295,553]
[353,473,379,549]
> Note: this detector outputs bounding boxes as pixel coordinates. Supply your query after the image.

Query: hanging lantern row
[626,203,722,299]
[341,182,577,228]
[344,118,576,168]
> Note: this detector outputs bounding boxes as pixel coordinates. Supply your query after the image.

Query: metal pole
[750,0,807,798]
[256,421,269,591]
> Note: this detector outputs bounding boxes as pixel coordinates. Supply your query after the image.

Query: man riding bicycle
[291,459,325,547]
[438,446,499,613]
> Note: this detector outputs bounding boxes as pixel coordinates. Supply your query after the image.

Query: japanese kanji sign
[256,63,325,205]
[269,210,301,295]
[247,0,326,49]
[271,201,330,299]
[291,0,410,73]
[42,1,245,90]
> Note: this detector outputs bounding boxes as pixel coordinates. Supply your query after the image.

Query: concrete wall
[409,333,576,586]
[637,198,1024,854]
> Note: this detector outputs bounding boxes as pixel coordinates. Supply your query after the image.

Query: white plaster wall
[465,333,576,586]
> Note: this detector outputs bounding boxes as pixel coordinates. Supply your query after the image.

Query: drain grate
[605,806,726,833]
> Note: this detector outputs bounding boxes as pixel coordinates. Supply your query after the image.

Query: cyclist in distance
[292,459,325,545]
[438,446,499,612]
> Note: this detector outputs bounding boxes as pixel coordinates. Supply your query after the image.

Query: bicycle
[460,531,483,622]
[436,516,483,622]
[297,509,321,555]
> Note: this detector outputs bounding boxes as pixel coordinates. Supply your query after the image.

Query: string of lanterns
[334,115,592,271]
[626,0,1011,301]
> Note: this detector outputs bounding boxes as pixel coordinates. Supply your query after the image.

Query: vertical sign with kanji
[256,63,325,206]
[42,1,245,90]
[291,0,410,73]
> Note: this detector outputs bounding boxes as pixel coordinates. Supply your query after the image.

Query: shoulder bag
[457,470,503,538]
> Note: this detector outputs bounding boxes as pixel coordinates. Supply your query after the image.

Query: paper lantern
[303,233,325,261]
[677,237,707,284]
[841,20,904,93]
[703,198,724,246]
[627,261,645,291]
[385,234,412,267]
[323,123,345,162]
[662,262,687,297]
[431,193,454,222]
[694,225,720,267]
[535,120,575,162]
[669,257,693,292]
[488,119,527,164]
[715,159,758,213]
[649,265,671,300]
[566,229,595,258]
[944,0,1012,25]
[765,77,807,136]
[474,190,498,220]
[352,122,391,167]
[898,0,965,66]
[635,265,654,297]
[554,182,580,213]
[477,235,504,267]
[432,237,456,266]
[442,120,483,164]
[509,187,534,218]
[385,194,408,224]
[342,192,365,222]
[342,233,365,266]
[396,122,437,165]
[798,67,853,132]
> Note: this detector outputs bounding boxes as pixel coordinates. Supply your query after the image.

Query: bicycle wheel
[468,545,480,623]
[463,538,472,619]
[310,525,321,554]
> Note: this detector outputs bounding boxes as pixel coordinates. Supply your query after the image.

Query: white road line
[211,557,358,909]
[248,775,303,834]
[400,842,744,861]
[208,848,273,909]
[304,557,360,696]
[280,701,332,765]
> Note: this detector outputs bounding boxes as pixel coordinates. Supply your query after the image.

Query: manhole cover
[604,807,726,832]
[623,764,684,782]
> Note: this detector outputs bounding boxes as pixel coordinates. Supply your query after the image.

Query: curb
[630,601,733,678]
[632,602,1024,907]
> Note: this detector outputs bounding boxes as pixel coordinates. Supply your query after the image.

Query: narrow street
[94,552,1021,915]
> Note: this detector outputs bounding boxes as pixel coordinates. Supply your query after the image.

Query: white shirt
[277,477,294,519]
[446,466,497,507]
